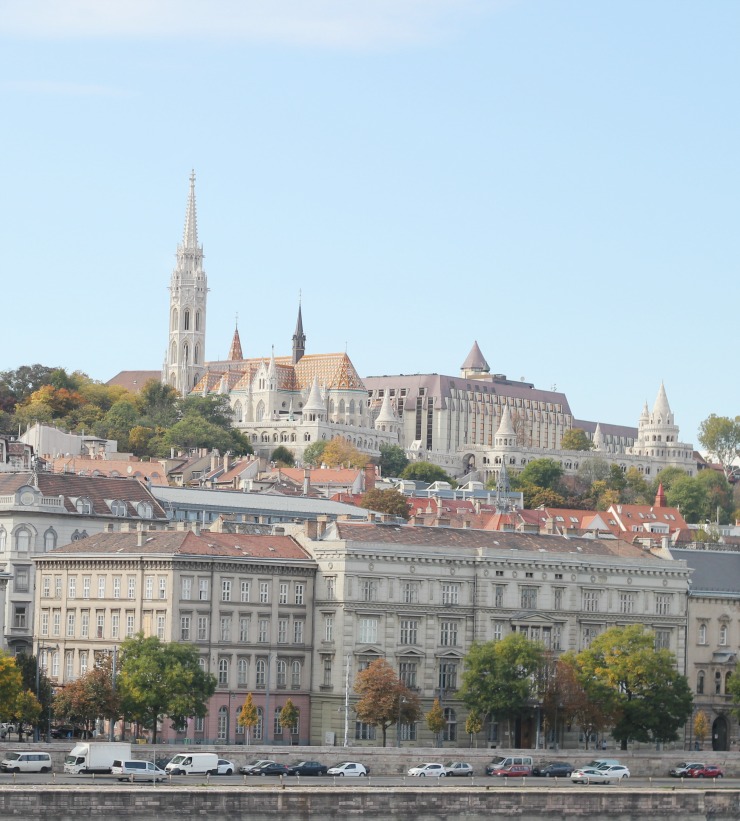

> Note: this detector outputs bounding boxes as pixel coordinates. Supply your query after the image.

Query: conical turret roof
[496,404,516,436]
[461,341,490,373]
[375,391,398,424]
[228,326,243,361]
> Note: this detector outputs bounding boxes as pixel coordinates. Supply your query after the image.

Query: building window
[128,577,136,599]
[113,577,121,599]
[239,617,250,643]
[110,499,127,516]
[220,616,231,642]
[399,660,417,689]
[291,660,301,689]
[145,577,154,600]
[126,613,135,637]
[697,671,705,694]
[355,721,376,741]
[720,624,728,646]
[157,613,166,639]
[159,577,166,599]
[66,612,75,637]
[256,659,266,688]
[493,585,504,608]
[217,706,227,741]
[111,612,120,639]
[276,660,287,687]
[325,577,336,600]
[359,618,378,644]
[324,615,334,642]
[218,658,229,686]
[181,578,192,600]
[199,579,209,601]
[240,580,250,602]
[582,625,600,648]
[440,621,458,646]
[323,656,332,687]
[439,661,458,691]
[258,619,269,643]
[13,605,27,629]
[402,582,419,604]
[98,576,105,599]
[400,619,418,645]
[80,651,88,676]
[520,586,538,610]
[553,587,563,610]
[65,652,74,680]
[259,582,269,603]
[42,576,51,598]
[619,592,635,614]
[492,620,504,641]
[443,708,457,742]
[181,615,191,641]
[583,590,601,613]
[14,568,29,592]
[361,579,377,602]
[68,577,77,599]
[278,619,288,644]
[294,583,304,605]
[715,671,722,695]
[279,583,289,605]
[52,610,61,637]
[654,629,670,650]
[293,620,304,644]
[40,611,49,637]
[51,651,60,678]
[97,613,105,639]
[75,498,92,514]
[237,659,248,686]
[198,615,209,641]
[441,583,460,606]
[656,594,671,615]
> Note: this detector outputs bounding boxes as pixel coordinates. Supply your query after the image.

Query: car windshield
[4,753,20,761]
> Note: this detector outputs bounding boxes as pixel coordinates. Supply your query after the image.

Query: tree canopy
[270,445,296,467]
[353,658,421,747]
[320,436,369,469]
[117,635,216,743]
[378,443,409,477]
[698,414,740,480]
[560,429,594,451]
[359,488,411,520]
[400,461,456,486]
[0,650,23,721]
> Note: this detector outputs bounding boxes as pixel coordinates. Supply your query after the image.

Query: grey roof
[152,485,367,519]
[670,548,740,596]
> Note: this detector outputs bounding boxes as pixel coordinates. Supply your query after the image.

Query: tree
[15,655,53,740]
[98,400,140,451]
[302,440,327,468]
[511,458,564,492]
[359,489,410,520]
[135,379,180,428]
[117,635,216,744]
[698,415,740,480]
[0,364,57,406]
[0,651,22,721]
[576,457,612,487]
[13,690,42,740]
[271,446,295,467]
[179,394,235,429]
[378,444,409,477]
[279,699,299,741]
[693,710,709,749]
[163,415,235,454]
[401,461,455,486]
[666,476,708,523]
[354,658,421,747]
[623,467,651,504]
[560,429,594,451]
[518,484,567,509]
[465,710,483,747]
[238,693,259,745]
[573,625,693,749]
[460,635,546,744]
[552,655,617,750]
[320,436,369,469]
[426,698,445,745]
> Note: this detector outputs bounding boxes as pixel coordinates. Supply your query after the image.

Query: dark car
[533,762,574,777]
[286,760,328,777]
[690,765,723,778]
[255,762,291,777]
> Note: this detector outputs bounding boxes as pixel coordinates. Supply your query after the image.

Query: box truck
[64,742,132,774]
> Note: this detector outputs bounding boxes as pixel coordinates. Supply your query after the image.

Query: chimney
[210,450,220,473]
[137,526,144,548]
[364,463,376,493]
[303,469,310,497]
[316,515,328,539]
[192,520,201,536]
[655,483,666,508]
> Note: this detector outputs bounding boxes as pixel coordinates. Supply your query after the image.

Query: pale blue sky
[1,1,737,444]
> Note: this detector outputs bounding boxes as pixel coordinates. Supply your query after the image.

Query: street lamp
[35,642,59,743]
[396,697,408,748]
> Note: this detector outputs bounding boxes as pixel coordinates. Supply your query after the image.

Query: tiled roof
[0,472,168,519]
[106,371,161,393]
[49,458,169,485]
[46,530,312,561]
[328,521,664,561]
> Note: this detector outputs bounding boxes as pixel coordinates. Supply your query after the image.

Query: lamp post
[35,642,59,743]
[396,696,408,748]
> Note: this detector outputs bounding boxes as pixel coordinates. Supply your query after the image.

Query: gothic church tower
[163,172,208,393]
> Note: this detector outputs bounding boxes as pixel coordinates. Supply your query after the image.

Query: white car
[327,761,368,777]
[111,760,167,782]
[571,767,616,784]
[445,761,474,777]
[600,764,630,780]
[408,762,447,777]
[216,758,235,775]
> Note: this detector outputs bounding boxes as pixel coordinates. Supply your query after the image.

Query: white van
[164,752,219,775]
[1,751,53,773]
[112,759,167,782]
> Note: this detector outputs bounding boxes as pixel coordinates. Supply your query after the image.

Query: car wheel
[41,767,51,774]
[697,774,705,778]
[360,772,366,777]
[440,772,446,777]
[11,768,20,774]
[225,769,233,775]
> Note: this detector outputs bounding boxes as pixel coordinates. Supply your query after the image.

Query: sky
[0,0,738,445]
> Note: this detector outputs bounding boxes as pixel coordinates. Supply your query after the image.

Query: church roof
[228,327,243,361]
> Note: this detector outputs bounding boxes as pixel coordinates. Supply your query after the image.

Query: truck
[164,752,219,775]
[64,742,132,774]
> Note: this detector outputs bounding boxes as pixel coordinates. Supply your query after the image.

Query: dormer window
[110,500,127,517]
[76,498,92,514]
[137,502,153,519]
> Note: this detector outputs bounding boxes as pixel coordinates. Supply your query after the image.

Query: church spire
[183,169,198,249]
[228,321,243,361]
[292,297,306,364]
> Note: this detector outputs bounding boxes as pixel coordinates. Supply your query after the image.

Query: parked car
[286,761,329,776]
[0,724,17,740]
[111,760,167,782]
[669,762,704,777]
[408,763,447,777]
[485,755,534,775]
[532,762,574,777]
[1,752,53,773]
[690,765,723,778]
[254,762,290,777]
[444,761,474,777]
[327,762,368,777]
[490,764,532,777]
[239,759,276,775]
[599,765,630,780]
[571,767,618,784]
[216,759,235,775]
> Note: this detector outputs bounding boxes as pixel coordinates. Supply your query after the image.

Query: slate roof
[106,371,161,393]
[670,548,740,596]
[45,530,312,561]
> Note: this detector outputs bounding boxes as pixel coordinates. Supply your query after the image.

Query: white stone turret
[163,171,208,394]
[495,404,517,449]
[374,391,400,437]
[303,376,326,422]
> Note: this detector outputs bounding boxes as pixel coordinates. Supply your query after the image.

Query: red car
[690,765,723,778]
[491,764,533,777]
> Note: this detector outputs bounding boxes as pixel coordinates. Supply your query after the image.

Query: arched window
[195,311,201,331]
[256,401,265,422]
[720,624,728,646]
[183,342,190,363]
[184,309,190,330]
[443,707,457,742]
[217,706,228,741]
[0,527,7,552]
[76,498,92,514]
[171,308,178,331]
[291,660,301,689]
[256,659,266,688]
[80,651,88,676]
[338,399,345,416]
[698,624,707,644]
[15,528,31,553]
[233,401,243,423]
[349,400,355,415]
[255,707,263,740]
[276,660,287,687]
[237,658,248,686]
[44,529,56,551]
[51,651,60,678]
[194,344,199,365]
[198,657,207,673]
[218,658,229,686]
[274,707,283,736]
[137,502,153,519]
[110,500,127,517]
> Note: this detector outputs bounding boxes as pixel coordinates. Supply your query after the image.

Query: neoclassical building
[160,173,400,463]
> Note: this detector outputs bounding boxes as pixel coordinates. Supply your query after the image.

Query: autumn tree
[354,658,420,747]
[698,415,740,480]
[401,461,455,486]
[378,443,409,477]
[573,625,692,749]
[359,489,410,520]
[460,635,546,745]
[561,429,594,451]
[0,651,23,722]
[693,710,709,749]
[117,635,216,743]
[426,698,445,745]
[238,693,259,745]
[279,699,299,741]
[465,710,483,747]
[320,436,369,469]
[13,690,42,740]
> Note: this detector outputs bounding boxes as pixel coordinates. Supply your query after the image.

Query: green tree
[653,466,689,496]
[13,690,42,740]
[401,461,456,486]
[359,489,411,520]
[695,470,734,525]
[517,483,566,509]
[426,699,446,745]
[238,693,259,745]
[302,440,327,468]
[0,364,57,406]
[0,651,23,721]
[665,476,706,523]
[698,414,740,480]
[354,658,421,747]
[574,625,693,749]
[576,457,612,488]
[560,429,594,451]
[15,655,53,740]
[179,394,235,428]
[623,467,651,504]
[278,698,299,741]
[460,635,546,744]
[117,635,216,744]
[465,710,483,747]
[511,458,564,491]
[271,446,295,467]
[378,444,409,477]
[163,415,236,454]
[98,399,140,451]
[136,379,180,428]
